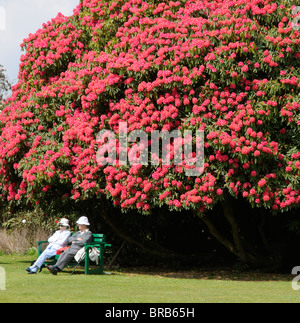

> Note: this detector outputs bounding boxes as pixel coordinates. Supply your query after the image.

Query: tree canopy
[0,0,299,267]
[1,0,299,212]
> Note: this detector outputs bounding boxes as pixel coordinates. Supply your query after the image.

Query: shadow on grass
[69,272,116,276]
[116,266,294,282]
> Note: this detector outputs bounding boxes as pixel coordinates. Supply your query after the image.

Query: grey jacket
[68,230,93,251]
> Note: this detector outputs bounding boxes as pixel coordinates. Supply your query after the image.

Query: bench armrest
[36,240,49,255]
[84,242,111,249]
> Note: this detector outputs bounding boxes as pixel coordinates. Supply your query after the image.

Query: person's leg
[34,247,57,270]
[56,251,74,270]
[26,246,57,273]
[49,248,77,273]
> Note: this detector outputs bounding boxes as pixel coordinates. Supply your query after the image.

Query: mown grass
[0,255,299,303]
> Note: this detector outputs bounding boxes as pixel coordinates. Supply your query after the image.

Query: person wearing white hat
[47,216,93,275]
[76,216,90,226]
[26,218,71,274]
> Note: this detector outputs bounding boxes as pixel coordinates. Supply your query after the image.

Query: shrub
[0,0,299,215]
[0,228,49,255]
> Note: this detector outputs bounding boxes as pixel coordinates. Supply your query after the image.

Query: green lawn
[0,255,299,303]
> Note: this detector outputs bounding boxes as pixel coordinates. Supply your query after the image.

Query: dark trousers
[55,247,80,270]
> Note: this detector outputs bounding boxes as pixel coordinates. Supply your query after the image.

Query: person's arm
[68,232,78,244]
[48,231,59,243]
[73,231,93,248]
[54,231,71,247]
[81,231,93,244]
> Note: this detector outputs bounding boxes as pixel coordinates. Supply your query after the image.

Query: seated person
[47,216,93,275]
[26,218,71,274]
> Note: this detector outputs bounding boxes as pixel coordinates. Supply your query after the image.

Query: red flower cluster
[0,0,299,215]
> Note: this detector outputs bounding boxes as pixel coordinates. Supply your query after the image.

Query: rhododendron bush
[0,0,299,266]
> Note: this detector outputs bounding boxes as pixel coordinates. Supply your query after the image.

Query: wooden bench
[36,233,111,275]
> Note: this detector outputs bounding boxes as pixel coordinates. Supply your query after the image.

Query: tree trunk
[199,197,282,270]
[99,200,214,264]
[221,198,256,264]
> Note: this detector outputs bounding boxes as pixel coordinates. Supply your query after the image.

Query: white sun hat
[76,216,90,226]
[58,218,70,227]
